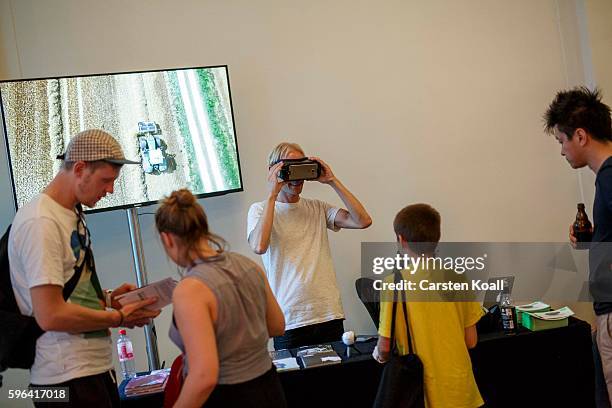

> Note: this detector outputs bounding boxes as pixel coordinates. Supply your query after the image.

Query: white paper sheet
[115,277,178,310]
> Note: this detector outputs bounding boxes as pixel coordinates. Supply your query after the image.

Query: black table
[279,340,383,407]
[472,316,594,407]
[120,317,595,407]
[118,341,381,408]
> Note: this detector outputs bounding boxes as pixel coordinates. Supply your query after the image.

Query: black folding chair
[355,277,380,329]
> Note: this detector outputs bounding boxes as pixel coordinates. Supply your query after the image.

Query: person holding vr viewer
[247,142,372,350]
[156,189,287,408]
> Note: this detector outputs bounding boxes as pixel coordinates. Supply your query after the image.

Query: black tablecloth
[120,317,595,407]
[472,316,594,407]
[279,340,383,407]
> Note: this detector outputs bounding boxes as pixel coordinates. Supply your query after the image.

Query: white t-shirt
[247,197,344,330]
[8,193,113,385]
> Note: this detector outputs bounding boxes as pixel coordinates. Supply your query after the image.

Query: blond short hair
[267,142,305,166]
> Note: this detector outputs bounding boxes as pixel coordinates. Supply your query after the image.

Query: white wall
[584,0,612,207]
[1,0,610,405]
[586,0,612,102]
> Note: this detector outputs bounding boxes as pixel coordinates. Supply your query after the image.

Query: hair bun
[170,189,196,209]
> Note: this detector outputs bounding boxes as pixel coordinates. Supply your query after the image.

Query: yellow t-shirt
[378,269,485,408]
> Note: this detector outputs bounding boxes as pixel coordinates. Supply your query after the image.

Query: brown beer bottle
[573,203,592,246]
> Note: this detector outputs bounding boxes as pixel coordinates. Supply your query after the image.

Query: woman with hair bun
[156,189,286,408]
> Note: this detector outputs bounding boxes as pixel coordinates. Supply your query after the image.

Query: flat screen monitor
[0,65,243,213]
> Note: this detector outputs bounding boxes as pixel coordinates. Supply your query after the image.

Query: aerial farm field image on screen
[0,66,241,211]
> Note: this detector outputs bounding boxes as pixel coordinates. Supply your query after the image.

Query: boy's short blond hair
[267,142,305,166]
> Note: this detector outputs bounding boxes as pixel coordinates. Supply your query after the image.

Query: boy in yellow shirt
[373,204,484,408]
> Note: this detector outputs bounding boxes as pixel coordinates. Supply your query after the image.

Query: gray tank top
[168,252,272,384]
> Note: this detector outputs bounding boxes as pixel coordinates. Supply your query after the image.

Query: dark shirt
[591,156,612,315]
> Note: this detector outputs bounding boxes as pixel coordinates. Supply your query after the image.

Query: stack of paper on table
[522,306,574,331]
[269,349,300,372]
[125,368,170,397]
[515,301,550,326]
[296,344,342,369]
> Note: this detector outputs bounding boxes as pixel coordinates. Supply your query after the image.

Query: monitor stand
[127,207,161,371]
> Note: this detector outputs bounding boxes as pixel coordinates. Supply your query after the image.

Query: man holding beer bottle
[544,87,612,406]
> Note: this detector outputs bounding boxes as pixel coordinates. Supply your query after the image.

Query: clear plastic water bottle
[117,329,137,380]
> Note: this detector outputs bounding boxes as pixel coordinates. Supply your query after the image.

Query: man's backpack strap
[0,225,15,309]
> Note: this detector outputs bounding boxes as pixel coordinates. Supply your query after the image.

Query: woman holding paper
[155,189,286,408]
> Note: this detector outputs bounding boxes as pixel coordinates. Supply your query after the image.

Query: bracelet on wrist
[113,309,124,327]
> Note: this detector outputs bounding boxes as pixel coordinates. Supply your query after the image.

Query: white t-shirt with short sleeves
[8,193,113,385]
[247,197,344,330]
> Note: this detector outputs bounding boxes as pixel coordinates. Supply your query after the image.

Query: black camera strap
[71,204,104,302]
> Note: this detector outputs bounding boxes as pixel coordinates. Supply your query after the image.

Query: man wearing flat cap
[8,129,161,407]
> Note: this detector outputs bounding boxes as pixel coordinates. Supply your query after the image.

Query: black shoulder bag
[373,272,425,408]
